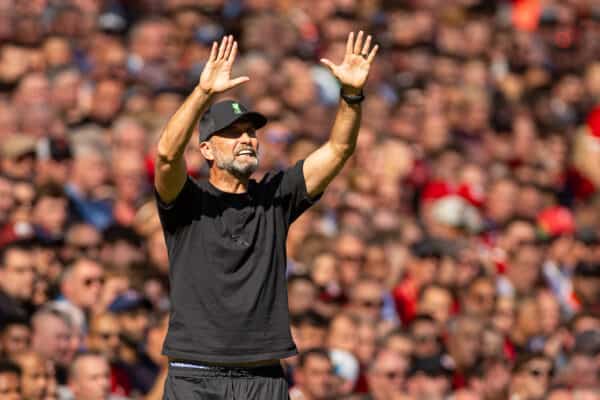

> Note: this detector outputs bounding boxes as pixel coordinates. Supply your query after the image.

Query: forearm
[303,93,362,197]
[327,89,362,158]
[156,86,214,162]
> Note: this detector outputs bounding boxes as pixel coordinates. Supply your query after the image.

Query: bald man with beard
[11,351,50,400]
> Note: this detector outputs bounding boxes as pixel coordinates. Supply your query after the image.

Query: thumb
[320,58,336,73]
[226,76,250,90]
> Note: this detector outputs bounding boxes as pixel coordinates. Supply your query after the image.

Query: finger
[217,36,227,60]
[224,35,233,60]
[361,35,372,56]
[320,58,335,72]
[227,76,250,89]
[354,30,364,54]
[228,41,238,64]
[209,41,218,61]
[367,44,379,63]
[346,32,354,57]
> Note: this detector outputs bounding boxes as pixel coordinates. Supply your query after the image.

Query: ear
[199,141,214,161]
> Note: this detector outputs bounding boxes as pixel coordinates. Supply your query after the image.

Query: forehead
[92,315,118,330]
[4,248,32,265]
[73,261,102,275]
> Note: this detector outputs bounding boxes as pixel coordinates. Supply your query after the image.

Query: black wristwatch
[340,87,365,104]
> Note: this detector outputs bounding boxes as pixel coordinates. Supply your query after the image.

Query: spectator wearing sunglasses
[508,353,553,400]
[87,313,131,397]
[347,278,384,323]
[365,348,409,400]
[58,258,105,316]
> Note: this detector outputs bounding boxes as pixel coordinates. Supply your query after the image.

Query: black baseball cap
[199,100,267,142]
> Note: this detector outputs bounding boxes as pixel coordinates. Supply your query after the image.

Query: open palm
[321,31,379,90]
[199,35,249,94]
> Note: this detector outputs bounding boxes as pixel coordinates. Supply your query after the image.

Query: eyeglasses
[527,367,551,378]
[15,151,37,163]
[358,299,383,308]
[339,254,366,263]
[380,370,403,380]
[95,331,120,341]
[472,291,496,302]
[414,334,437,343]
[70,243,101,252]
[83,276,105,287]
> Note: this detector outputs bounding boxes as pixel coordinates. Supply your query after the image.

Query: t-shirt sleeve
[276,159,322,226]
[154,176,199,233]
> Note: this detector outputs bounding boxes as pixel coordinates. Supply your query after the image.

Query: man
[0,242,36,326]
[327,313,360,356]
[66,352,129,400]
[11,351,50,400]
[154,32,377,399]
[0,134,37,181]
[365,348,409,400]
[0,359,22,400]
[59,258,105,316]
[405,355,453,400]
[446,315,483,385]
[30,183,69,243]
[30,307,73,385]
[0,317,31,359]
[108,292,155,396]
[86,313,131,397]
[507,353,553,400]
[346,278,384,323]
[289,348,336,400]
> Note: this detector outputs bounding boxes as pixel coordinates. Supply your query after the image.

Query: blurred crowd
[1,0,600,399]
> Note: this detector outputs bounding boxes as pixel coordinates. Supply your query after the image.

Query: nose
[239,132,252,143]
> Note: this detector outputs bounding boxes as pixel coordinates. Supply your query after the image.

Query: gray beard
[214,153,259,179]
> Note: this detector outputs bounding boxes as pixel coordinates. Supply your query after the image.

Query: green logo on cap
[232,102,243,114]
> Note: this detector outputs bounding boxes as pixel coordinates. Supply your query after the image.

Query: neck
[208,166,250,193]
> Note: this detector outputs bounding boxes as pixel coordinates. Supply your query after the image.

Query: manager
[154,32,378,399]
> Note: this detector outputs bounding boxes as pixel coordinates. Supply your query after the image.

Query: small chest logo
[232,102,243,114]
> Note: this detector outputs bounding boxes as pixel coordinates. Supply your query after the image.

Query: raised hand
[320,31,379,91]
[199,35,249,95]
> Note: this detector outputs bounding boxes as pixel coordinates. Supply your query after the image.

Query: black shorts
[163,361,290,400]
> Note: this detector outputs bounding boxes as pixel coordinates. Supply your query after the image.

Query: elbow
[156,140,179,165]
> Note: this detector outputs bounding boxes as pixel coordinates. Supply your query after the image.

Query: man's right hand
[199,35,249,95]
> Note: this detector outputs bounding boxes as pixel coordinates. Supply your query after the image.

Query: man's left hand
[320,31,379,92]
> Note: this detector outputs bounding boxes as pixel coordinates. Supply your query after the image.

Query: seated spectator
[290,348,335,400]
[66,352,129,400]
[30,307,73,385]
[86,313,131,396]
[0,242,36,326]
[287,274,319,319]
[11,351,50,400]
[59,258,105,316]
[406,355,453,400]
[365,348,409,400]
[0,359,21,400]
[0,317,31,359]
[507,353,553,400]
[409,314,442,359]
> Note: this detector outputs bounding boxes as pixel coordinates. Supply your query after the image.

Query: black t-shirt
[155,159,319,363]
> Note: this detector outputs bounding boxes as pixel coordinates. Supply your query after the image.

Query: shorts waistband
[168,360,285,378]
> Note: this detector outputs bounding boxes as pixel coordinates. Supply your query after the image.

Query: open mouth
[236,149,256,157]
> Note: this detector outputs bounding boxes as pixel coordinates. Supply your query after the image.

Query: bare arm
[303,31,378,198]
[155,35,249,204]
